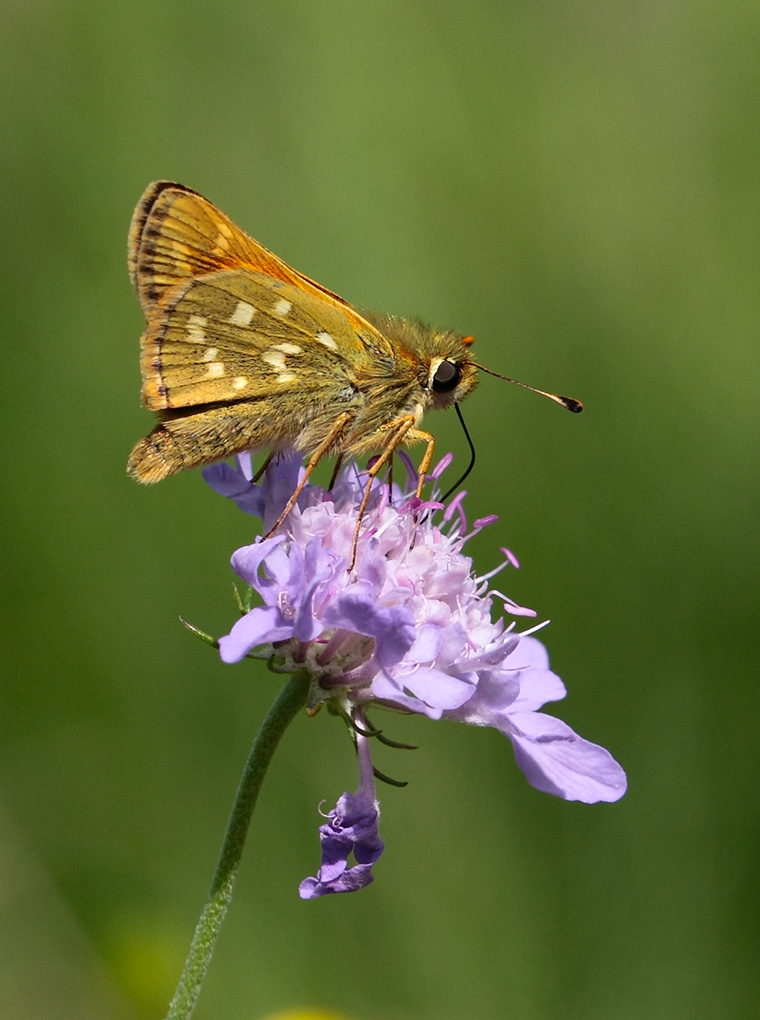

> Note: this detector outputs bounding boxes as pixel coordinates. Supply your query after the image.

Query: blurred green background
[2,1,758,1018]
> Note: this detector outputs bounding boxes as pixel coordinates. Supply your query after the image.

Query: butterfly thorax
[349,309,478,433]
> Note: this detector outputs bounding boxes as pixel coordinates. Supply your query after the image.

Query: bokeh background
[2,2,758,1018]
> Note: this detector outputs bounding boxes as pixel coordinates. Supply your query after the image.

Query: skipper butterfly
[127,182,580,535]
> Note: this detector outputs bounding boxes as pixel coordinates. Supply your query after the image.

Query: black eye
[432,360,461,393]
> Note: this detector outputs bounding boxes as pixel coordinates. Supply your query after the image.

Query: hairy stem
[165,672,310,1020]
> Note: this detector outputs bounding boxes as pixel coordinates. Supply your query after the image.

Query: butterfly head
[403,324,478,414]
[424,330,476,411]
[362,311,479,412]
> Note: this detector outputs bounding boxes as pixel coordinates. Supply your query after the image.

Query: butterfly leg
[328,453,344,491]
[348,416,426,569]
[401,427,438,552]
[252,451,275,483]
[409,428,436,499]
[262,411,352,540]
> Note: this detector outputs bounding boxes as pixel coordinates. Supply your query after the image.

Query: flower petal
[395,665,476,712]
[444,668,521,724]
[505,636,568,710]
[506,711,628,803]
[202,461,265,517]
[322,588,415,669]
[230,536,289,593]
[218,607,293,663]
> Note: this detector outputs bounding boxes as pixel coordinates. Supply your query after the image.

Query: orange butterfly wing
[128,182,385,344]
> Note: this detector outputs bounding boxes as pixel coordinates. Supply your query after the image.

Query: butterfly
[127,182,581,539]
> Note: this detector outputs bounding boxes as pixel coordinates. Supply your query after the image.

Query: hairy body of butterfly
[127,182,478,490]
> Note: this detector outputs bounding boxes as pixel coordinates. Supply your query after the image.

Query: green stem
[164,671,310,1020]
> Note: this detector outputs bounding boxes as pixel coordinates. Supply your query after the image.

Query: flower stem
[164,671,310,1020]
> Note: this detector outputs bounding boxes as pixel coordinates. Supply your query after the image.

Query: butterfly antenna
[440,404,477,502]
[472,363,583,413]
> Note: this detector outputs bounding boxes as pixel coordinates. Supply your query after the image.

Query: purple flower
[298,724,384,899]
[205,451,627,896]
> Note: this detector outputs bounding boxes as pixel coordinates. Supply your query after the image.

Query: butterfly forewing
[140,268,378,413]
[129,182,393,362]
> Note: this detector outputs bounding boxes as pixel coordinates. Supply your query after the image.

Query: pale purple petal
[503,636,568,710]
[230,536,289,594]
[202,460,265,517]
[368,671,445,716]
[218,607,293,663]
[393,665,476,712]
[444,669,521,725]
[322,590,415,669]
[511,667,568,712]
[292,540,340,642]
[405,623,443,663]
[506,711,628,803]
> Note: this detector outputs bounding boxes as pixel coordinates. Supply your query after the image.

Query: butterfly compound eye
[431,359,461,393]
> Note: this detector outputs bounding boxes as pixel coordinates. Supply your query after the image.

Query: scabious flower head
[204,451,626,897]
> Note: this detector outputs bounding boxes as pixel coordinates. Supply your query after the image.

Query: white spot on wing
[229,300,256,327]
[205,362,225,378]
[273,342,302,355]
[277,372,297,384]
[232,376,248,390]
[316,331,338,350]
[186,315,207,343]
[202,347,219,362]
[262,350,287,371]
[273,298,292,316]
